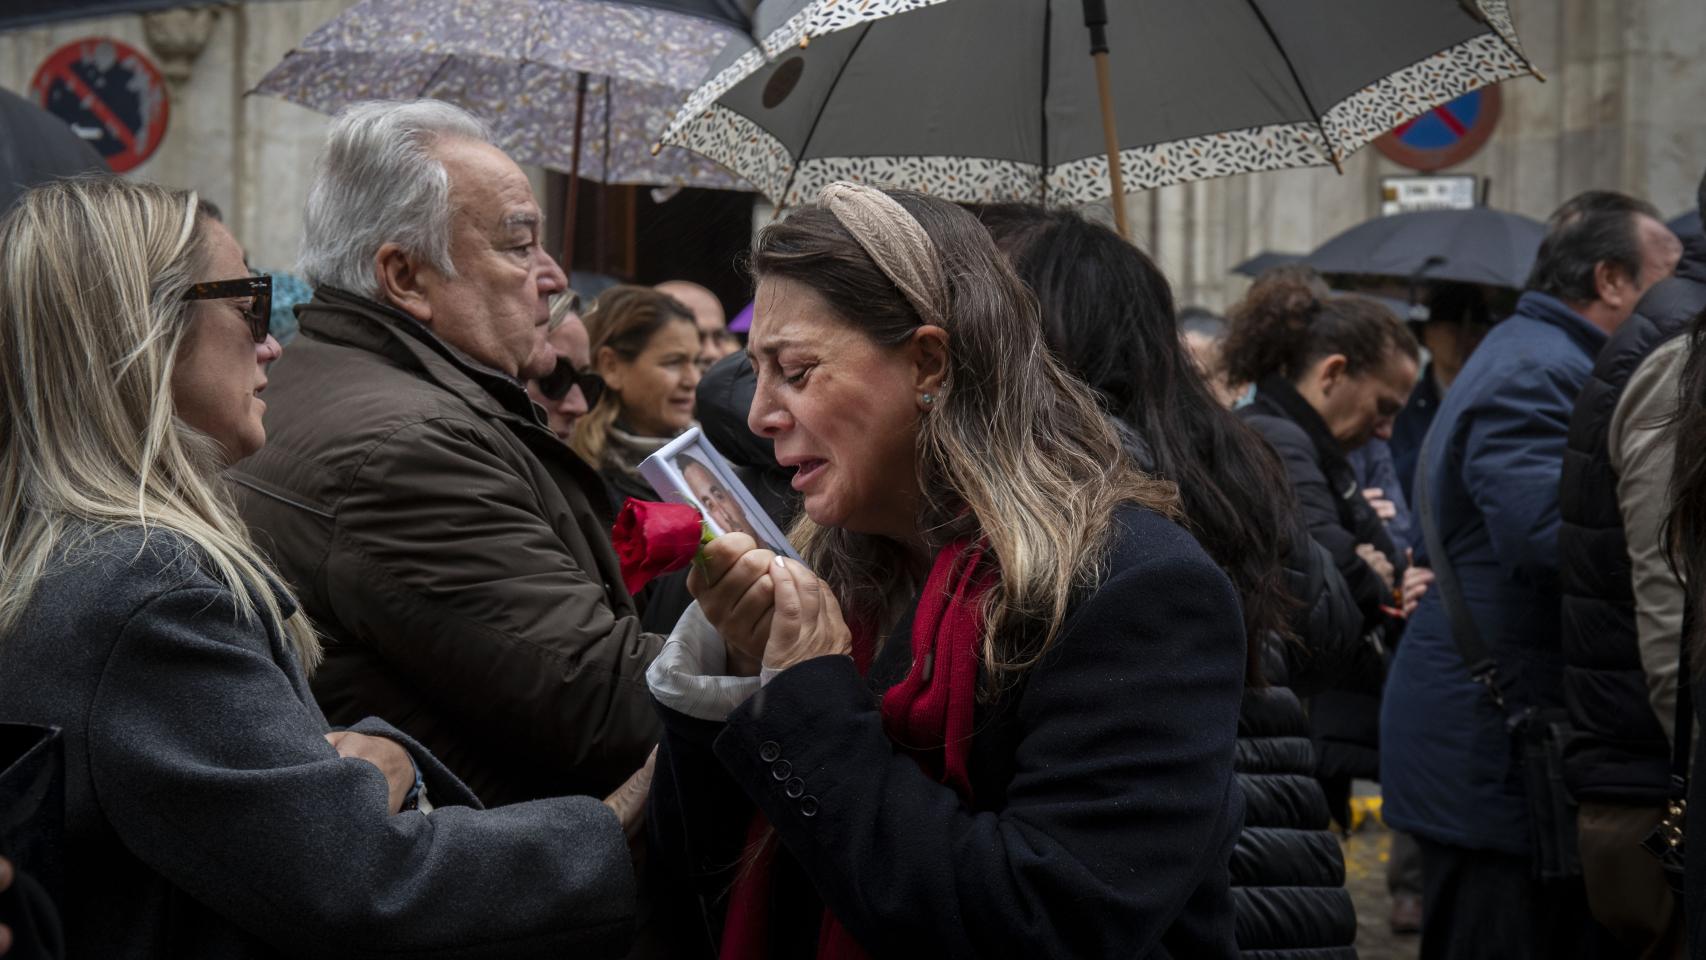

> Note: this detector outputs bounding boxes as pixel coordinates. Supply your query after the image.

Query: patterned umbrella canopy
[254,0,752,190]
[659,0,1538,207]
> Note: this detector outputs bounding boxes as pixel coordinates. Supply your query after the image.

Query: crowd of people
[0,94,1704,960]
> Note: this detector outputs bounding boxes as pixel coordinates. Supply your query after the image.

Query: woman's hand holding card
[687,533,776,676]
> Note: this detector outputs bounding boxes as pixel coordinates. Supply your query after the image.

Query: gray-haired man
[232,100,662,810]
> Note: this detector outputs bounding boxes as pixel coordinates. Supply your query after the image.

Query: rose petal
[611,499,706,594]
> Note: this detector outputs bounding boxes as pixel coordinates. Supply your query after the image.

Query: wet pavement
[1342,795,1421,960]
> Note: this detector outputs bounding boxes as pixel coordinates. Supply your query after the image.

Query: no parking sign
[1374,87,1501,173]
[30,38,169,173]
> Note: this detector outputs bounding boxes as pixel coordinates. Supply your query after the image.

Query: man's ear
[375,242,433,324]
[1593,260,1635,311]
[1317,353,1349,396]
[909,324,950,397]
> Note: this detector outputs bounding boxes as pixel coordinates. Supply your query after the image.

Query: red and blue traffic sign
[1375,86,1501,173]
[30,37,169,174]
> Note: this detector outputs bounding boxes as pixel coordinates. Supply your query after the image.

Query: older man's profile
[676,452,757,541]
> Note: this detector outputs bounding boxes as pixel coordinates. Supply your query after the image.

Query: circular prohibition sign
[1374,86,1501,173]
[30,37,170,174]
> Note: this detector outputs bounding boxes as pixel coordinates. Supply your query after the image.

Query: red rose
[611,499,710,595]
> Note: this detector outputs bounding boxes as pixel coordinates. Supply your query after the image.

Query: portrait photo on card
[638,427,800,560]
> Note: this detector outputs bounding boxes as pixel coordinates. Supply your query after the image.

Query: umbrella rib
[1039,0,1052,203]
[1239,0,1341,171]
[776,21,875,208]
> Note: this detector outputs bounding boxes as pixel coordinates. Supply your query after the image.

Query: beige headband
[818,181,949,328]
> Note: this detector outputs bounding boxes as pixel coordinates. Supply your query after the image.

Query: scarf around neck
[719,539,995,960]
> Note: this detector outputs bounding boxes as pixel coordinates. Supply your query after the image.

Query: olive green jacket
[231,288,661,806]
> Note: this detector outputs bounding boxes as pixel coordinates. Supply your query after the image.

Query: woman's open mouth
[790,458,827,490]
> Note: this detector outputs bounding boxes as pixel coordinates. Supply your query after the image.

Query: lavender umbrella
[253,0,751,191]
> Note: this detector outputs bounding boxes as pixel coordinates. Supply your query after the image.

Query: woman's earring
[919,392,935,409]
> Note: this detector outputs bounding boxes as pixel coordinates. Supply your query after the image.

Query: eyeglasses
[537,358,604,407]
[184,275,273,344]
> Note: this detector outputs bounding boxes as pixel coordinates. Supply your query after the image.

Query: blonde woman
[571,285,702,509]
[0,179,645,958]
[646,184,1247,958]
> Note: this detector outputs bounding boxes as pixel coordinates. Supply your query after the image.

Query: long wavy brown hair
[751,189,1180,692]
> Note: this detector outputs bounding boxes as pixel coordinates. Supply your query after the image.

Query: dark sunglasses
[537,358,604,407]
[184,275,272,344]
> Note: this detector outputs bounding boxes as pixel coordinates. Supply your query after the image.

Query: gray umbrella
[1301,206,1545,289]
[659,0,1537,209]
[0,86,108,216]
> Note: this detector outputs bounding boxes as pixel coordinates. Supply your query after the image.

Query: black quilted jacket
[1231,527,1365,959]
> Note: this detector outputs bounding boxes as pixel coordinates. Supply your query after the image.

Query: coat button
[785,777,805,799]
[771,760,792,780]
[800,795,819,817]
[759,741,781,762]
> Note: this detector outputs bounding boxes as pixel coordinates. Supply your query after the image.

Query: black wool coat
[649,505,1247,958]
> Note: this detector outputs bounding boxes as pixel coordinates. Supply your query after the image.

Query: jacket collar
[295,287,543,429]
[1677,234,1706,287]
[1249,373,1345,464]
[1513,291,1610,357]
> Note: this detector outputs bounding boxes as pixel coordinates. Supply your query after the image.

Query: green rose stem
[691,522,716,576]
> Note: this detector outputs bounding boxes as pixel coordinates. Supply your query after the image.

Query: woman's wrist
[726,646,762,677]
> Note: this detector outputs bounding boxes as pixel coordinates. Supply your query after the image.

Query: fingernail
[773,557,787,571]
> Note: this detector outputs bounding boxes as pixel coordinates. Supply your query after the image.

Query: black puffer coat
[1560,234,1706,805]
[1233,527,1366,960]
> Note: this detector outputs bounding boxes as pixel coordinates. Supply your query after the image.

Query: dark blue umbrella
[0,86,107,216]
[1670,209,1702,240]
[1302,207,1545,290]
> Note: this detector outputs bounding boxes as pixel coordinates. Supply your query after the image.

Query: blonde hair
[0,178,320,669]
[570,284,696,467]
[753,188,1177,691]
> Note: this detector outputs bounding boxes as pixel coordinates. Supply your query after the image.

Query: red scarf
[719,540,993,960]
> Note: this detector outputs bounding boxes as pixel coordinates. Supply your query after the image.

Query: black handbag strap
[1415,440,1526,722]
[1669,599,1693,801]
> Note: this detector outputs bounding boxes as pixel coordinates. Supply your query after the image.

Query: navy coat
[1380,291,1607,853]
[649,506,1247,958]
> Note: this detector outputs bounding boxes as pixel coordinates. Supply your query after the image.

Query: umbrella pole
[563,72,588,274]
[1081,0,1129,240]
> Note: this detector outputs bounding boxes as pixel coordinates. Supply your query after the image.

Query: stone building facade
[2,0,1702,307]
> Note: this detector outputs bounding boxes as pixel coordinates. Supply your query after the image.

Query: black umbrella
[1301,207,1545,290]
[1671,210,1702,240]
[1232,251,1305,278]
[0,87,107,216]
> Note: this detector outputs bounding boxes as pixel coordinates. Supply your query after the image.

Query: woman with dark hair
[1224,268,1423,628]
[1223,267,1428,817]
[978,204,1363,960]
[645,183,1246,957]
